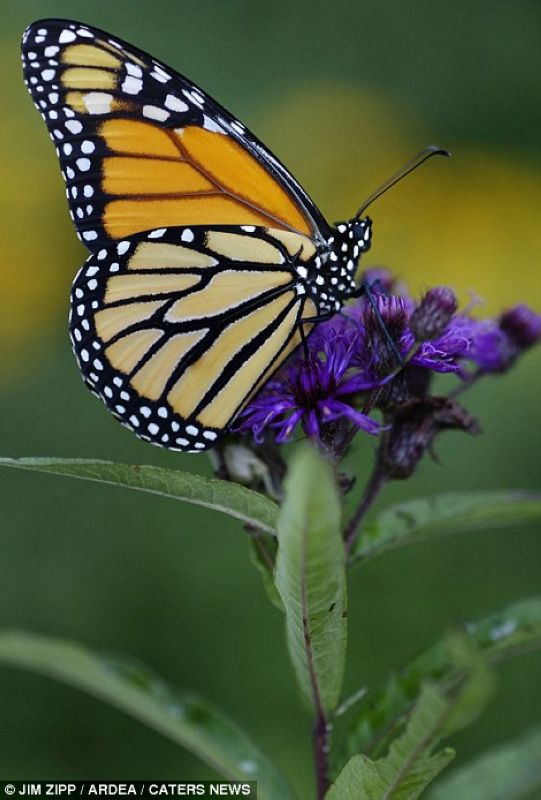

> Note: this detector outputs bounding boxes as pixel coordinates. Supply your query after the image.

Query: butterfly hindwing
[69,225,316,450]
[22,19,329,252]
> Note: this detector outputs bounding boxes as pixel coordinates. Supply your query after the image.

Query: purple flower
[410,287,458,341]
[234,275,541,447]
[234,328,382,445]
[408,315,478,375]
[468,319,515,372]
[500,304,541,347]
[466,306,541,373]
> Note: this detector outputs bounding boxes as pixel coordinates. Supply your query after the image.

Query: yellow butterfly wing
[70,225,317,450]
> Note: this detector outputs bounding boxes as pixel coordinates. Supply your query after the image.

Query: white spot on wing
[143,105,170,122]
[182,89,204,108]
[121,76,143,95]
[202,115,224,133]
[164,94,189,112]
[125,63,143,77]
[83,92,113,114]
[59,30,77,44]
[151,66,171,83]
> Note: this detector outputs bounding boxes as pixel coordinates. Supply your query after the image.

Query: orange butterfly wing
[22,19,330,249]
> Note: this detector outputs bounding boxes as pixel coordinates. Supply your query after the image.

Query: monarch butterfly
[22,19,446,452]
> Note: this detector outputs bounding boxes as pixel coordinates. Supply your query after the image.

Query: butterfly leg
[299,323,310,358]
[302,311,336,324]
[299,308,337,358]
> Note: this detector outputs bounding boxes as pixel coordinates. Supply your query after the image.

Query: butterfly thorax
[309,216,372,313]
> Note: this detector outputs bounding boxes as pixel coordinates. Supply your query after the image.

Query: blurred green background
[1,0,540,794]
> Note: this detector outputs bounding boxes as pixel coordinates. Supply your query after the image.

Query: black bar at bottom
[0,783,256,799]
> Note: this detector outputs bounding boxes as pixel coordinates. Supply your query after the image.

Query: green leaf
[436,633,495,740]
[341,598,541,763]
[248,532,284,611]
[327,637,492,800]
[350,491,541,565]
[0,630,295,800]
[0,457,279,534]
[429,726,541,800]
[326,685,455,800]
[275,445,346,716]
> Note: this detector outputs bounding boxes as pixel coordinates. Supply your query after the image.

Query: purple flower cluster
[234,276,541,448]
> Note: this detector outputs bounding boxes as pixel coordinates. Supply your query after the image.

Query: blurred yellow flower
[258,82,541,312]
[1,51,85,384]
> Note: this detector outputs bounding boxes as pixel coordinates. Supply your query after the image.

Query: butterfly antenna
[355,145,451,219]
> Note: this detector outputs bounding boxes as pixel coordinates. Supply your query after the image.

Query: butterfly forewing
[69,225,316,450]
[22,19,329,251]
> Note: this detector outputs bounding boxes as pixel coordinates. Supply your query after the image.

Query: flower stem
[313,711,330,799]
[448,368,483,399]
[344,432,389,552]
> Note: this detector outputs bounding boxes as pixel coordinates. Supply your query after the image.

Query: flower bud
[363,295,408,335]
[499,304,541,349]
[361,267,395,294]
[383,396,480,479]
[472,325,515,372]
[410,286,458,341]
[362,295,408,373]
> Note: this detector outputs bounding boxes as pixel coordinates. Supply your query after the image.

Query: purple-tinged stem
[344,432,389,552]
[448,368,483,399]
[313,712,330,800]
